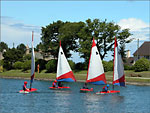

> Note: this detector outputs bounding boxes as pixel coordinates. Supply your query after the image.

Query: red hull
[49,86,70,90]
[96,90,120,94]
[80,88,93,93]
[19,88,37,93]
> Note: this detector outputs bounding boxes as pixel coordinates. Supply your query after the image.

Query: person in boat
[58,81,63,87]
[83,83,89,89]
[23,81,29,91]
[52,80,57,87]
[102,84,109,92]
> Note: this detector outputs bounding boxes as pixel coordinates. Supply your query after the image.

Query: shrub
[22,60,31,71]
[13,61,23,69]
[102,61,108,72]
[35,59,47,72]
[46,59,57,73]
[23,54,31,61]
[0,66,3,72]
[0,60,4,66]
[124,64,134,70]
[75,62,87,70]
[134,58,150,72]
[107,61,113,71]
[68,60,75,70]
[3,61,12,70]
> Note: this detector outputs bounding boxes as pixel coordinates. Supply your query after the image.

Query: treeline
[0,18,150,72]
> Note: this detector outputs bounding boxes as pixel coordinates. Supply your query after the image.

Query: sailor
[102,84,109,92]
[83,83,88,89]
[23,81,29,91]
[52,80,57,87]
[58,81,63,87]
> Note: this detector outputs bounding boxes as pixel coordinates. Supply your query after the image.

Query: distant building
[133,41,150,62]
[124,50,134,66]
[0,52,4,60]
[26,45,30,55]
[25,45,54,61]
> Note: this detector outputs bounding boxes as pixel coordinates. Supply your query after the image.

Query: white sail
[86,39,106,85]
[56,42,76,82]
[113,37,125,86]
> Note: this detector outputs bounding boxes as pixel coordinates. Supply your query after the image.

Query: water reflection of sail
[84,94,103,112]
[52,92,71,112]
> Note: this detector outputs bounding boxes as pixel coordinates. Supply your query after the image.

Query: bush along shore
[0,70,150,86]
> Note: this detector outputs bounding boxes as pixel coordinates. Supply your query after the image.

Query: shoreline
[1,76,150,86]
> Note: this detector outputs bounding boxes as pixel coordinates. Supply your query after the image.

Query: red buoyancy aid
[52,82,56,87]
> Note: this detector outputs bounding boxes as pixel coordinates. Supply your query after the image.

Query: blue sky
[1,1,150,62]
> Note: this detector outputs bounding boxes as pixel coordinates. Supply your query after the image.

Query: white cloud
[118,18,150,41]
[118,18,150,57]
[118,18,149,31]
[1,16,41,48]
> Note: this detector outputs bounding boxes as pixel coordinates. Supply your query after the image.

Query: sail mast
[30,31,35,90]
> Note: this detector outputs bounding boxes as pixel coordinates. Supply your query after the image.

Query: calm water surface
[0,78,150,113]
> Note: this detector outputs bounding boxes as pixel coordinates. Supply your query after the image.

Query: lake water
[0,78,150,113]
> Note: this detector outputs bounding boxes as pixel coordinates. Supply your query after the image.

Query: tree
[78,19,132,64]
[13,61,23,69]
[41,20,84,59]
[0,42,8,52]
[46,59,57,73]
[41,20,64,59]
[3,48,23,70]
[134,58,150,72]
[22,60,31,71]
[17,43,26,54]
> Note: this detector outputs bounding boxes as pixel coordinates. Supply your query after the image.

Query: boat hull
[19,88,37,93]
[80,88,93,93]
[49,86,70,90]
[96,90,120,94]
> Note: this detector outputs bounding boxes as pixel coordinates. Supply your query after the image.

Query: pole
[137,39,139,60]
[112,85,114,90]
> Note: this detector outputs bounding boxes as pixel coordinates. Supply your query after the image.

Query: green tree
[22,60,31,71]
[41,20,64,59]
[134,58,150,72]
[0,42,8,52]
[78,19,132,64]
[13,61,23,69]
[41,20,84,58]
[46,59,57,73]
[23,54,31,61]
[17,43,26,54]
[68,60,75,70]
[3,48,23,70]
[35,59,47,72]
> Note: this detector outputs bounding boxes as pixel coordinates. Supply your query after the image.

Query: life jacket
[23,84,27,91]
[52,82,56,87]
[103,86,106,89]
[102,86,108,92]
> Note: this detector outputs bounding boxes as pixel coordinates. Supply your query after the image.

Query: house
[133,41,150,62]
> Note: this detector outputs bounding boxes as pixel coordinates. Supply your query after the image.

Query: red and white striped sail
[30,31,35,84]
[56,41,76,82]
[113,37,125,86]
[86,39,106,85]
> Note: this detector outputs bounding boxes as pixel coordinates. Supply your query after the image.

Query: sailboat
[80,39,106,92]
[96,37,125,94]
[19,31,37,93]
[49,41,76,89]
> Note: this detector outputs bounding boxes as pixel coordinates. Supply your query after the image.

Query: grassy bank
[0,70,150,84]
